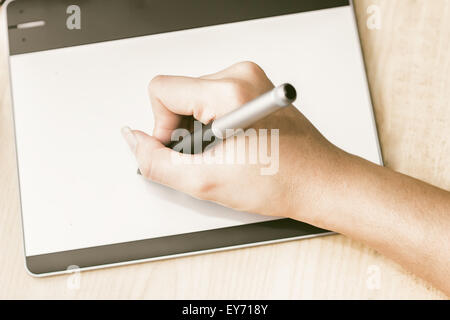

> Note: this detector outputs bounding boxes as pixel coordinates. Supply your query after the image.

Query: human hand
[121,61,348,226]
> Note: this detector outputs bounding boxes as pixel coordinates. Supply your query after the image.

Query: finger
[149,76,216,144]
[149,75,243,144]
[125,128,218,198]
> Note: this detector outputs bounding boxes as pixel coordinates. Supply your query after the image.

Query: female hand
[121,61,346,226]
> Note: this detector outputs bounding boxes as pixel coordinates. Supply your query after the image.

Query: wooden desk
[0,0,448,299]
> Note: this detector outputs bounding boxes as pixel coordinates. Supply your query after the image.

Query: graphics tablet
[3,0,382,276]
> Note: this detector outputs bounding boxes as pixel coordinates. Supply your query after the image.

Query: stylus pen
[169,83,297,154]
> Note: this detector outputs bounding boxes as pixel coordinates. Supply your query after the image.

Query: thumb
[121,126,211,197]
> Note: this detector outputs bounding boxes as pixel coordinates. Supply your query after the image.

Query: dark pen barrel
[168,122,217,154]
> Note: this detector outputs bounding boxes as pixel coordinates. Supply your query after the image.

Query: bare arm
[306,151,450,295]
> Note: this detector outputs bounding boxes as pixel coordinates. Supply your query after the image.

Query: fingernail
[121,126,137,154]
[206,110,216,123]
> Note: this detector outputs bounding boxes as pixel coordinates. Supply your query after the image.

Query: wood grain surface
[0,0,448,299]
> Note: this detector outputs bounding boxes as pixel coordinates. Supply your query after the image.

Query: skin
[121,61,450,296]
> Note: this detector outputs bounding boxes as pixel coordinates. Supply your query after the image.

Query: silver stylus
[169,83,297,154]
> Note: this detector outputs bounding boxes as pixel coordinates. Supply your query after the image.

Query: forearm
[295,151,450,295]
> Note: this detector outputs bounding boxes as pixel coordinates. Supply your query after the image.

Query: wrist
[288,148,363,231]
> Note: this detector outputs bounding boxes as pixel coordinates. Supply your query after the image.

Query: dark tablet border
[7,0,349,55]
[26,219,332,275]
[4,0,352,275]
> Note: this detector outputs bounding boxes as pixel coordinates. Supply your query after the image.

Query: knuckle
[236,61,264,78]
[148,74,166,93]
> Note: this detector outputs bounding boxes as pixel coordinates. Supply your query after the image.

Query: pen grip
[139,122,216,174]
[168,122,217,154]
